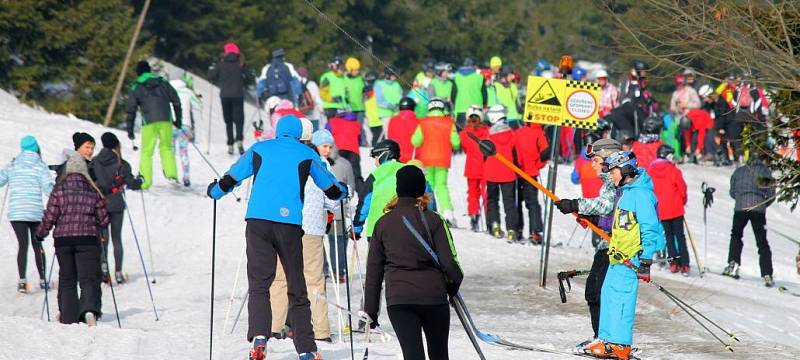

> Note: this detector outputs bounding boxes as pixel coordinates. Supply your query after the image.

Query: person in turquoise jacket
[0,135,55,292]
[373,68,403,145]
[583,150,662,360]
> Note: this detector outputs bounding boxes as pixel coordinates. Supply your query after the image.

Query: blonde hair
[384,195,432,213]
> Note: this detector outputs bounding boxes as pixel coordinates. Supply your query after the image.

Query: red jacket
[327,116,362,154]
[686,109,713,132]
[387,110,419,163]
[484,128,517,183]
[514,124,548,177]
[573,154,602,198]
[648,158,687,220]
[631,140,662,170]
[460,125,489,179]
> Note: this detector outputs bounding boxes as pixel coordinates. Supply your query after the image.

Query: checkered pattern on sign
[562,118,598,129]
[566,80,601,91]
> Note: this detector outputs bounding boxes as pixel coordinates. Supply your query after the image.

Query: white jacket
[302,156,340,236]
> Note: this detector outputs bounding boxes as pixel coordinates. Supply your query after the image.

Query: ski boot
[470,216,480,232]
[763,275,775,287]
[583,339,631,359]
[681,266,690,277]
[506,229,519,244]
[17,279,29,294]
[491,222,504,239]
[249,335,267,360]
[298,352,323,360]
[529,232,542,245]
[669,264,679,273]
[115,272,127,285]
[227,145,235,155]
[84,312,97,327]
[722,261,740,279]
[237,141,245,155]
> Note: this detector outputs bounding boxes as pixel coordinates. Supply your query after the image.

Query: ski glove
[637,259,652,283]
[446,282,460,298]
[127,130,135,141]
[555,198,580,214]
[367,313,379,329]
[478,139,497,157]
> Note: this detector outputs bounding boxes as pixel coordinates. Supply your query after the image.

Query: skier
[555,138,622,342]
[91,132,144,284]
[647,145,689,275]
[36,153,110,326]
[373,68,403,146]
[365,165,463,360]
[630,115,663,171]
[453,57,487,129]
[296,67,324,128]
[207,114,346,360]
[596,69,619,118]
[582,150,661,360]
[363,71,380,146]
[572,133,604,198]
[482,105,519,241]
[259,48,295,103]
[326,111,364,192]
[460,106,489,232]
[0,136,54,292]
[54,132,96,180]
[411,97,461,225]
[352,140,405,240]
[698,84,734,166]
[319,57,346,120]
[207,43,254,155]
[125,60,181,188]
[343,57,367,125]
[428,62,454,108]
[723,155,776,287]
[514,120,549,243]
[325,144,357,282]
[386,97,420,163]
[270,129,340,343]
[169,76,203,187]
[488,66,522,129]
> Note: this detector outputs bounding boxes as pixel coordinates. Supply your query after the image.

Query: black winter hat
[72,132,95,150]
[396,165,426,198]
[135,60,151,75]
[101,132,120,149]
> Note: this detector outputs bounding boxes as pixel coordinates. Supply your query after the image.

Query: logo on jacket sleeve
[280,208,290,217]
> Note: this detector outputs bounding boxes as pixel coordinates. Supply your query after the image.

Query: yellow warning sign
[523,76,600,129]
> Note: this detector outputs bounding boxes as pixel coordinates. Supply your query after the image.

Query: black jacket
[91,148,142,213]
[208,53,254,98]
[125,73,181,133]
[365,198,463,314]
[730,160,775,213]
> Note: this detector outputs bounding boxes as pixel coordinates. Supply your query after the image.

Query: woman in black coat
[364,165,463,360]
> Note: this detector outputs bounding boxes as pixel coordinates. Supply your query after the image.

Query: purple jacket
[37,174,109,242]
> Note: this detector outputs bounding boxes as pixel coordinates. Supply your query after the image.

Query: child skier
[411,97,461,225]
[482,105,520,241]
[514,121,549,243]
[583,150,662,360]
[648,145,690,275]
[326,111,364,192]
[0,136,54,292]
[460,106,489,232]
[386,97,419,162]
[169,76,203,187]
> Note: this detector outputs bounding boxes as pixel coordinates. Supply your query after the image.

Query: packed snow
[0,63,798,359]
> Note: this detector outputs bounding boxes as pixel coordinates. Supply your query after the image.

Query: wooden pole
[102,0,152,126]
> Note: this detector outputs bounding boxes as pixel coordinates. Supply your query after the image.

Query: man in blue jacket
[207,115,346,360]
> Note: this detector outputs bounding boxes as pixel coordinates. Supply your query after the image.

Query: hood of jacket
[647,158,675,178]
[458,67,476,76]
[489,126,514,144]
[276,115,302,139]
[134,72,162,89]
[94,148,119,167]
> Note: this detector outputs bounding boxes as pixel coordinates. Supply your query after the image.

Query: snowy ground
[0,65,799,359]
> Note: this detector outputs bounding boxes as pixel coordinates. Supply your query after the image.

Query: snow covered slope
[0,71,798,359]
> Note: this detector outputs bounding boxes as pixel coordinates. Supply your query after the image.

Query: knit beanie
[312,129,334,146]
[396,165,426,198]
[135,60,151,76]
[224,42,240,55]
[20,135,39,153]
[101,132,120,149]
[72,132,95,150]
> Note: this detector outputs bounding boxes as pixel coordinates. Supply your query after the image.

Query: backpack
[296,78,312,110]
[266,61,292,96]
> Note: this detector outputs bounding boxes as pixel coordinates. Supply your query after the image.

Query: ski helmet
[486,105,507,125]
[498,65,513,78]
[633,60,647,71]
[534,59,551,76]
[572,67,587,81]
[435,62,449,73]
[345,57,361,72]
[427,97,447,112]
[603,150,638,178]
[330,56,343,68]
[595,118,611,132]
[698,84,713,97]
[364,71,378,83]
[587,138,623,158]
[466,105,484,121]
[595,69,609,79]
[422,58,436,72]
[383,65,397,79]
[490,56,502,69]
[371,139,400,163]
[657,144,675,160]
[272,48,286,59]
[463,57,476,67]
[642,115,663,135]
[399,97,417,111]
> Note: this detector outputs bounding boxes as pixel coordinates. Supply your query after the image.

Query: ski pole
[578,229,590,249]
[40,253,56,320]
[123,193,159,321]
[652,282,739,342]
[40,248,50,322]
[209,197,217,360]
[330,217,345,343]
[140,191,156,284]
[451,295,487,360]
[222,238,247,334]
[101,236,122,328]
[183,128,242,202]
[229,291,248,334]
[651,282,734,352]
[0,186,8,221]
[683,218,705,277]
[565,222,579,247]
[340,199,355,360]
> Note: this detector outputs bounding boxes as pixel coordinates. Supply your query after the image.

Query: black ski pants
[388,303,450,360]
[11,221,44,280]
[663,216,689,267]
[221,96,244,145]
[519,180,544,235]
[101,212,125,272]
[56,243,101,324]
[487,181,518,232]
[245,219,316,354]
[585,248,609,339]
[728,211,772,276]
